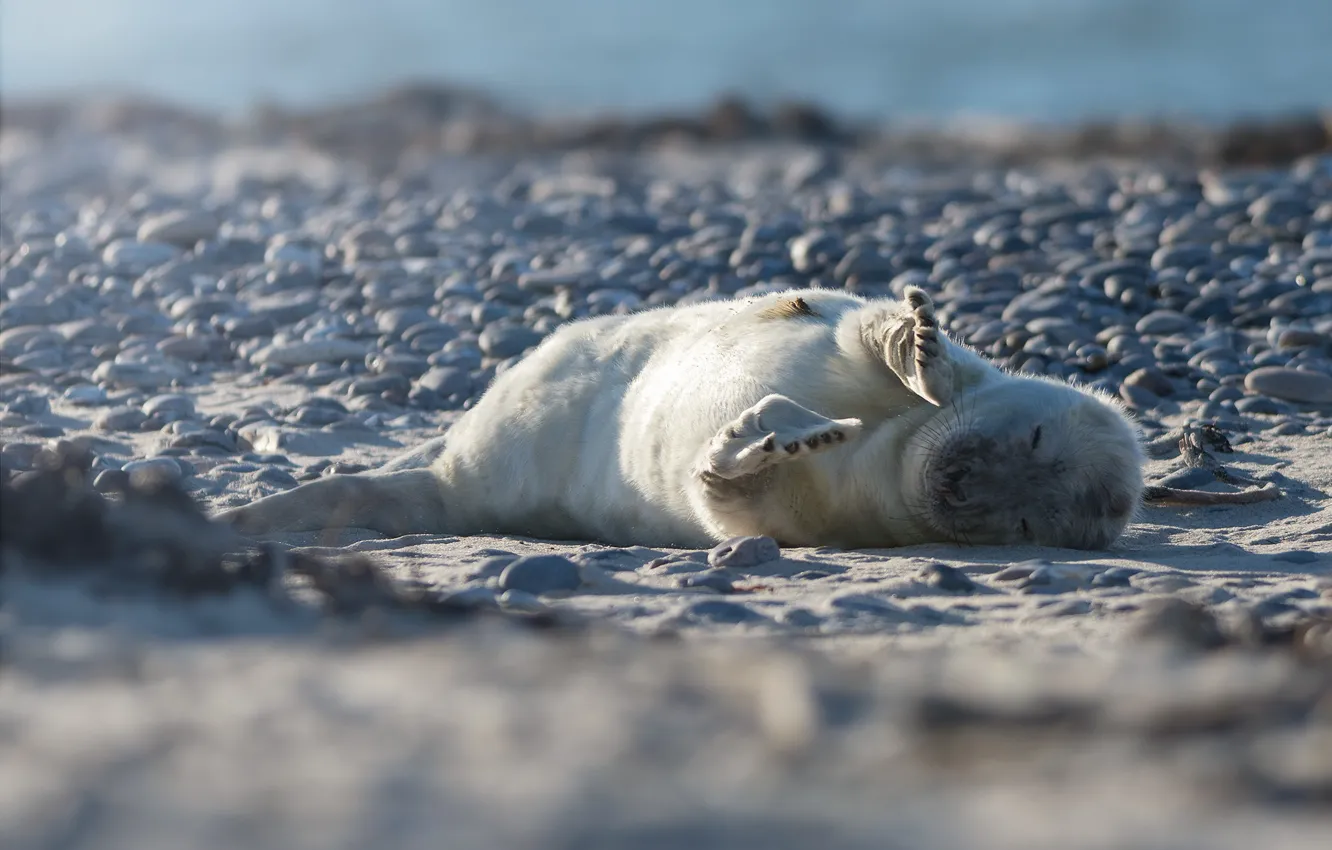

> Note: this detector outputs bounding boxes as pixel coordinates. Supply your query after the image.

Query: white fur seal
[219,287,1145,550]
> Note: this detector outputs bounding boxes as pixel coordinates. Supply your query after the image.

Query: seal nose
[942,468,968,505]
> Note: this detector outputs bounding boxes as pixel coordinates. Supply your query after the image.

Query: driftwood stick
[1142,482,1282,507]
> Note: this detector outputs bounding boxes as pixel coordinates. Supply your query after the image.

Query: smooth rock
[1244,367,1332,404]
[92,361,182,390]
[679,569,736,593]
[682,599,764,624]
[1123,367,1176,397]
[122,456,184,485]
[918,563,978,593]
[439,586,499,610]
[95,407,148,432]
[252,340,370,367]
[137,210,219,247]
[497,589,545,612]
[1135,310,1194,336]
[498,555,582,595]
[142,394,196,419]
[416,366,473,398]
[709,535,781,568]
[478,324,543,359]
[102,238,180,270]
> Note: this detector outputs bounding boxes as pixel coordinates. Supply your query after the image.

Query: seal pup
[218,287,1144,550]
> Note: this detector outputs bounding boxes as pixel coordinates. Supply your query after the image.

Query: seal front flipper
[697,393,863,480]
[860,286,956,407]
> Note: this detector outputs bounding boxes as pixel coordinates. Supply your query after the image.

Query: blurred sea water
[3,0,1330,121]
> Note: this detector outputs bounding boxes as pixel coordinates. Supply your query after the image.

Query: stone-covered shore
[1,92,1329,849]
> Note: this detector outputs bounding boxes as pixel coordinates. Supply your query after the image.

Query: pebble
[776,608,823,628]
[439,586,500,610]
[1123,367,1175,397]
[1271,550,1319,564]
[122,457,184,486]
[416,366,473,398]
[1132,598,1227,650]
[102,238,179,270]
[682,599,764,624]
[92,468,130,494]
[1135,310,1193,336]
[993,565,1035,582]
[917,563,978,593]
[1243,367,1332,404]
[137,209,219,247]
[6,393,50,416]
[498,555,582,595]
[1091,567,1138,588]
[91,361,183,390]
[709,535,781,568]
[94,407,148,432]
[252,340,370,367]
[142,394,196,420]
[496,589,545,612]
[478,324,543,359]
[679,569,736,593]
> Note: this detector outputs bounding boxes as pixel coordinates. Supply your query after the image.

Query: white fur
[219,288,1144,550]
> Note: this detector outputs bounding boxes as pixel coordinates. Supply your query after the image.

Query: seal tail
[216,469,449,538]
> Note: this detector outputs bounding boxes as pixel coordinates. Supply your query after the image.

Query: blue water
[3,0,1330,121]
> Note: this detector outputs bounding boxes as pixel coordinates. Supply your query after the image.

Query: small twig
[1143,482,1282,506]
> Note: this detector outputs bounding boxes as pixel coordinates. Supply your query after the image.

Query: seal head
[906,378,1143,549]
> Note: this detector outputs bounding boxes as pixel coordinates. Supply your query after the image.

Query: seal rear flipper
[216,469,449,538]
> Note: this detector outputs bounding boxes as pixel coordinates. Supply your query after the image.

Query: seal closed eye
[218,287,1145,551]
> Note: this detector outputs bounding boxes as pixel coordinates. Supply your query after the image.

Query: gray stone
[1119,383,1161,409]
[1244,367,1332,404]
[682,599,764,624]
[142,394,196,419]
[92,468,130,494]
[478,324,543,359]
[137,210,219,247]
[1091,567,1138,588]
[709,535,781,568]
[417,366,473,398]
[1235,396,1284,415]
[498,555,582,595]
[95,407,148,432]
[102,238,180,270]
[252,340,370,367]
[776,607,823,628]
[248,292,321,325]
[918,563,978,593]
[92,361,183,390]
[122,456,184,485]
[11,349,67,370]
[497,589,545,612]
[169,428,238,452]
[1135,310,1194,336]
[1271,550,1319,564]
[993,564,1036,582]
[1123,367,1176,397]
[6,393,50,416]
[679,569,736,593]
[439,586,499,610]
[240,426,344,456]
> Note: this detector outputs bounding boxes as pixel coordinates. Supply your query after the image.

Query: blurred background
[3,0,1330,122]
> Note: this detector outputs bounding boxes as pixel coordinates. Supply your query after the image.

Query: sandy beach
[2,97,1329,848]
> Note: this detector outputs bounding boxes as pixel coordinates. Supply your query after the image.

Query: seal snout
[930,432,998,508]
